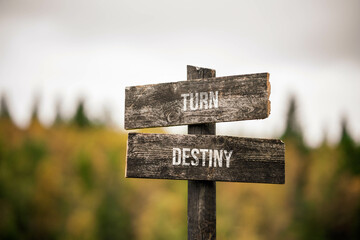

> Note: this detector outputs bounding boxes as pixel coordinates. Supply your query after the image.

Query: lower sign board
[126,133,285,184]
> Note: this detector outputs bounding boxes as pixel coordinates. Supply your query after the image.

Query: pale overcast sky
[0,0,359,146]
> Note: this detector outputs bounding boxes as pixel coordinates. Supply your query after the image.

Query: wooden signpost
[124,65,285,240]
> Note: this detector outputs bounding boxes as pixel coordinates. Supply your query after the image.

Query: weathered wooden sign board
[126,132,285,184]
[125,73,270,129]
[124,65,285,240]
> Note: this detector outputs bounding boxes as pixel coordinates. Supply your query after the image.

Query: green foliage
[96,188,134,240]
[23,138,47,167]
[76,151,94,191]
[54,99,64,126]
[72,100,91,128]
[339,119,360,175]
[0,95,359,240]
[0,136,49,239]
[282,96,308,153]
[283,96,301,138]
[30,96,40,122]
[0,94,10,119]
[54,98,107,128]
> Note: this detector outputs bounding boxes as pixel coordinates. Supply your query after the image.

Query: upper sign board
[125,73,270,129]
[126,133,285,184]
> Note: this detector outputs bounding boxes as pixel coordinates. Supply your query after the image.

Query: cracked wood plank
[124,72,270,129]
[125,132,285,184]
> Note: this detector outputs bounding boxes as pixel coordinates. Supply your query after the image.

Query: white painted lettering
[182,148,190,166]
[191,148,199,166]
[199,149,208,166]
[172,148,181,165]
[208,149,213,167]
[181,93,189,111]
[172,147,233,168]
[190,93,198,110]
[181,91,219,111]
[209,91,218,109]
[214,149,223,167]
[224,150,233,168]
[200,92,208,110]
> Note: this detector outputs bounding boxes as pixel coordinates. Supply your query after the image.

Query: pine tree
[28,95,45,132]
[30,95,40,122]
[53,99,64,126]
[339,118,360,175]
[283,96,301,138]
[281,95,307,152]
[72,99,91,128]
[0,94,10,119]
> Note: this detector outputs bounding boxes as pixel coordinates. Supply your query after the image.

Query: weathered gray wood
[125,132,285,184]
[188,180,216,240]
[124,71,270,129]
[187,65,216,240]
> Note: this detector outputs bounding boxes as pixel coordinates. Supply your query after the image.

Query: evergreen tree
[72,99,91,128]
[30,95,40,122]
[281,95,307,152]
[28,94,45,131]
[53,99,64,126]
[338,118,360,175]
[0,94,10,119]
[283,96,301,138]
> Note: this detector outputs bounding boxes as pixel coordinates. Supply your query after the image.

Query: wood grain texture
[187,65,216,240]
[125,132,285,184]
[188,180,216,240]
[124,71,270,129]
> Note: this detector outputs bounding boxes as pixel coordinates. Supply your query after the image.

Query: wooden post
[187,65,216,240]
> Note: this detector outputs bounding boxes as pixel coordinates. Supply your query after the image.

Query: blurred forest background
[0,94,360,240]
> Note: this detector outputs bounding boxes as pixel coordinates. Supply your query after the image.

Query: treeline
[280,97,360,240]
[1,93,359,146]
[1,93,360,239]
[1,92,360,178]
[0,94,111,128]
[0,94,133,239]
[281,97,360,175]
